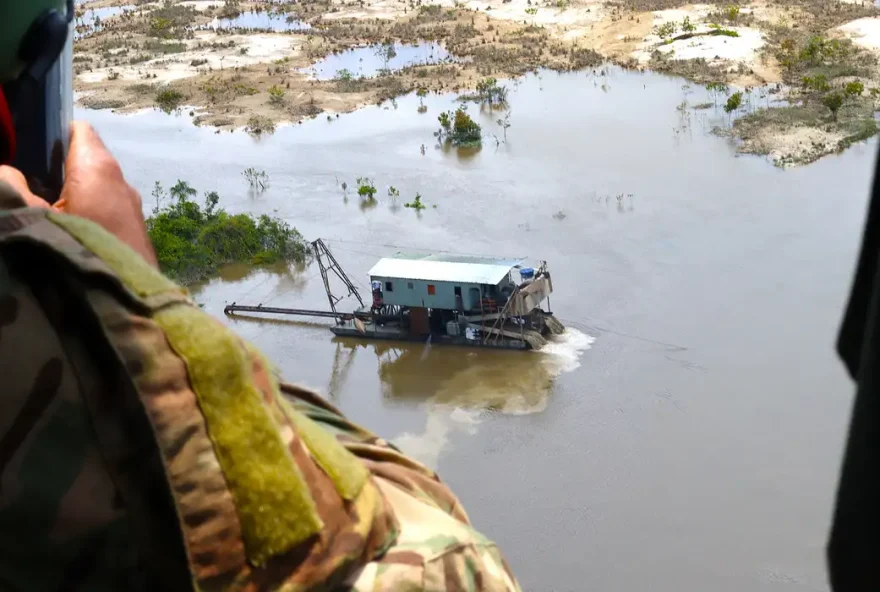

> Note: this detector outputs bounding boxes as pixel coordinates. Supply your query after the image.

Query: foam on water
[538,327,595,375]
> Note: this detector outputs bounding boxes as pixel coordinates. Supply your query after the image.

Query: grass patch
[416,4,457,21]
[666,28,740,44]
[147,180,309,284]
[79,96,126,110]
[128,82,157,95]
[147,2,198,39]
[246,115,276,136]
[156,88,185,113]
[568,47,604,70]
[735,102,826,132]
[143,39,187,54]
[838,116,879,150]
[732,98,879,165]
[650,54,723,84]
[773,34,875,85]
[199,75,259,104]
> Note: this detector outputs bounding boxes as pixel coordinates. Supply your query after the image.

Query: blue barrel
[520,267,535,280]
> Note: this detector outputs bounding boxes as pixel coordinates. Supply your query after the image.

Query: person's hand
[0,121,158,267]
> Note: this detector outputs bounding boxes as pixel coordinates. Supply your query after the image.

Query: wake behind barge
[224,240,564,350]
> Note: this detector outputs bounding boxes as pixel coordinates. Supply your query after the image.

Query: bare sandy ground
[738,125,849,167]
[320,0,778,83]
[73,0,880,165]
[837,16,880,50]
[79,32,302,84]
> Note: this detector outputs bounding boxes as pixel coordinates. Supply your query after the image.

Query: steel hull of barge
[329,325,531,350]
[328,309,565,351]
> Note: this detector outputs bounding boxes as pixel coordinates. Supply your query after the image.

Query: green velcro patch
[154,304,323,567]
[46,212,181,298]
[277,394,368,502]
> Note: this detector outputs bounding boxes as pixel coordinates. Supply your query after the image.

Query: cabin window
[427,284,436,295]
[454,286,462,297]
[407,282,414,290]
[385,281,393,292]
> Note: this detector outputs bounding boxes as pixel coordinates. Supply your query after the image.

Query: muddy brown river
[80,67,876,591]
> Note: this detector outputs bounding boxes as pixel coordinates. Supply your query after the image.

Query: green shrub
[356,177,376,198]
[725,5,739,22]
[724,91,743,114]
[822,91,844,121]
[156,88,184,113]
[245,115,276,136]
[437,107,482,146]
[655,21,677,39]
[147,181,308,283]
[845,80,865,98]
[404,193,426,210]
[268,84,286,106]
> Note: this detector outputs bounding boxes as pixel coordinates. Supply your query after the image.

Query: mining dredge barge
[224,240,565,350]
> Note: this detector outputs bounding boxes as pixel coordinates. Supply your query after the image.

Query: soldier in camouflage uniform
[0,4,523,589]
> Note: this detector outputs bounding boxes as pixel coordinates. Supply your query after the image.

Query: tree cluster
[147,180,308,284]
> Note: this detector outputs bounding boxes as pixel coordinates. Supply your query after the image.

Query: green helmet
[0,0,72,82]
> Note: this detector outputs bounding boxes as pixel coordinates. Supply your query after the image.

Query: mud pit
[74,0,880,165]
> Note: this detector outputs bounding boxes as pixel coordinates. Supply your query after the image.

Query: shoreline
[73,0,880,166]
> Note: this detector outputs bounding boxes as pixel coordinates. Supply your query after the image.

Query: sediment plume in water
[392,328,594,468]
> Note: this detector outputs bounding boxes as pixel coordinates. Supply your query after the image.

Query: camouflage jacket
[0,184,521,592]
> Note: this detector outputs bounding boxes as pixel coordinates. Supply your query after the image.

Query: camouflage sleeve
[279,371,522,592]
[281,383,473,523]
[0,183,155,591]
[0,182,521,592]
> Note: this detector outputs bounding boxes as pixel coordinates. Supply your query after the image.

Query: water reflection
[302,42,453,80]
[438,142,482,162]
[74,4,135,39]
[371,329,592,410]
[207,10,311,32]
[358,196,379,211]
[188,258,309,298]
[328,330,593,468]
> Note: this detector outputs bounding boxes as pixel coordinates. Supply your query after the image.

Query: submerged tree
[723,91,743,124]
[146,179,308,284]
[496,110,511,141]
[436,107,482,147]
[243,168,269,192]
[404,192,426,211]
[475,78,508,105]
[356,177,377,199]
[417,87,428,113]
[706,82,729,107]
[375,42,397,72]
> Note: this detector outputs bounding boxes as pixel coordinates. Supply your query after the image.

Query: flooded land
[74,0,880,166]
[67,0,880,589]
[78,60,876,591]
